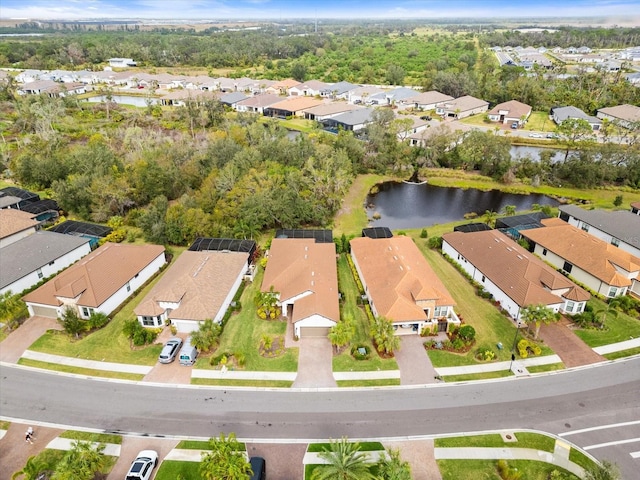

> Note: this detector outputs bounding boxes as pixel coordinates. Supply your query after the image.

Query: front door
[438,320,448,332]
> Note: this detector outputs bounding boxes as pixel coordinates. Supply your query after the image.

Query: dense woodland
[1,25,640,246]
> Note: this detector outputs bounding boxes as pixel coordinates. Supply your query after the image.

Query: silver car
[158,337,183,364]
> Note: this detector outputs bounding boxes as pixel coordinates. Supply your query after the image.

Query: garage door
[299,327,330,337]
[30,305,58,318]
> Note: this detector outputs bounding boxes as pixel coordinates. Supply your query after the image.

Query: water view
[366,181,558,230]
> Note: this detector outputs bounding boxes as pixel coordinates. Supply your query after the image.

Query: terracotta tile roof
[303,102,361,116]
[522,220,640,287]
[267,96,324,112]
[442,230,589,306]
[271,78,301,89]
[134,250,247,321]
[235,93,282,108]
[23,243,165,308]
[350,236,455,322]
[0,209,39,239]
[404,90,454,105]
[261,238,339,324]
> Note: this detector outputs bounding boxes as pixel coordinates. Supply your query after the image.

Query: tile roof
[488,100,532,118]
[559,205,640,249]
[597,104,640,123]
[261,238,339,324]
[134,250,247,321]
[267,96,324,112]
[23,243,165,308]
[438,95,489,112]
[328,108,374,126]
[303,102,361,116]
[0,209,39,239]
[271,78,301,89]
[0,231,91,290]
[404,90,454,105]
[442,230,589,307]
[235,93,282,108]
[350,236,455,322]
[552,106,601,124]
[521,219,640,287]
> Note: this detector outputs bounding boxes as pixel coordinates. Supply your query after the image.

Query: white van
[179,337,198,366]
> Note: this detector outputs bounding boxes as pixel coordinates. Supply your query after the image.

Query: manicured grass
[333,173,389,236]
[333,254,398,372]
[26,251,186,364]
[196,267,298,372]
[176,440,212,450]
[0,420,10,430]
[569,447,598,471]
[572,298,640,347]
[337,379,401,387]
[527,363,565,373]
[458,113,493,127]
[155,460,201,480]
[17,358,145,381]
[59,430,122,444]
[604,346,640,360]
[278,118,319,133]
[441,370,512,382]
[435,432,555,452]
[438,459,580,480]
[190,378,293,388]
[11,449,117,478]
[307,441,384,452]
[522,111,555,132]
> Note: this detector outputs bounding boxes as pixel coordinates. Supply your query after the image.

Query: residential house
[303,102,361,121]
[320,81,359,99]
[15,70,45,83]
[487,100,532,126]
[347,85,385,105]
[495,212,550,239]
[23,243,166,319]
[551,106,602,131]
[48,220,112,249]
[263,97,323,118]
[375,87,421,108]
[234,94,282,114]
[350,236,459,334]
[18,80,86,97]
[134,250,249,332]
[435,95,489,119]
[159,89,219,107]
[442,229,590,319]
[396,116,430,141]
[632,202,640,215]
[558,205,640,258]
[521,218,640,299]
[261,238,339,338]
[288,80,329,97]
[597,104,640,129]
[265,78,300,95]
[0,209,41,248]
[402,91,454,111]
[219,91,248,107]
[0,231,92,296]
[321,108,374,132]
[108,58,136,68]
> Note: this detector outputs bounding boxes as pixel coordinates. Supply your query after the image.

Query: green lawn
[441,370,513,382]
[522,111,554,132]
[435,432,555,452]
[526,363,565,373]
[573,298,640,347]
[191,378,293,388]
[336,379,401,387]
[437,459,580,480]
[333,173,389,236]
[17,358,145,381]
[195,267,298,372]
[59,430,122,444]
[307,441,384,452]
[156,460,201,480]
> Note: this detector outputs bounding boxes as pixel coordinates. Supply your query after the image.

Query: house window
[142,316,155,326]
[81,307,94,318]
[49,261,55,266]
[126,281,131,293]
[434,306,448,317]
[611,238,620,247]
[37,268,43,279]
[562,261,573,274]
[581,224,589,232]
[542,248,547,256]
[423,308,430,319]
[481,275,485,283]
[608,286,618,298]
[565,301,575,313]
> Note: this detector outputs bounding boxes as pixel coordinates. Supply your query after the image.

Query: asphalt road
[2,359,640,476]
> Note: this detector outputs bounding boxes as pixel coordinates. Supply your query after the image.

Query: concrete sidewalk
[46,437,121,456]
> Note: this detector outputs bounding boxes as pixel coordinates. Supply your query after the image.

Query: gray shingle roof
[0,231,90,290]
[328,108,374,126]
[559,205,640,248]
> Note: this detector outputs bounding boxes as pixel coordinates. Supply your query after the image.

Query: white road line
[559,420,640,437]
[631,451,640,459]
[584,438,640,451]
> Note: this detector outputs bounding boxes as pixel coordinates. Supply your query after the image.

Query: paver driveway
[538,317,605,368]
[292,337,336,388]
[394,335,440,385]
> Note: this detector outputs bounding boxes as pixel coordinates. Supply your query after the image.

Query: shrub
[420,228,428,238]
[123,318,159,346]
[458,324,476,341]
[87,312,109,330]
[475,347,496,362]
[427,236,443,249]
[350,344,370,360]
[452,338,465,350]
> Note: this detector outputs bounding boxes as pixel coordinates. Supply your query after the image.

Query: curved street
[2,358,640,477]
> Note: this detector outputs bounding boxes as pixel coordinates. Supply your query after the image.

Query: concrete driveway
[292,337,336,388]
[538,317,605,368]
[106,436,178,480]
[0,423,64,480]
[247,442,307,480]
[394,335,439,385]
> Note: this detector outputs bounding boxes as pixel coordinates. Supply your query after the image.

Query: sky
[1,0,639,20]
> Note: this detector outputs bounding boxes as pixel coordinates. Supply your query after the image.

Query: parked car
[249,456,266,480]
[179,337,198,366]
[511,122,518,129]
[125,450,158,480]
[420,115,432,121]
[158,337,183,364]
[528,133,543,138]
[546,133,559,139]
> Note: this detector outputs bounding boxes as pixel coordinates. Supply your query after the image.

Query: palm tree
[520,304,558,339]
[200,433,252,480]
[594,302,619,329]
[52,440,106,480]
[328,315,355,354]
[483,210,497,227]
[376,448,411,480]
[370,317,400,356]
[312,437,375,480]
[11,455,48,480]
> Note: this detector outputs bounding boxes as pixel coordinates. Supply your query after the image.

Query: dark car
[249,456,266,480]
[420,115,432,121]
[158,337,183,364]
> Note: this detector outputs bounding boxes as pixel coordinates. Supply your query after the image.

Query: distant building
[108,58,136,68]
